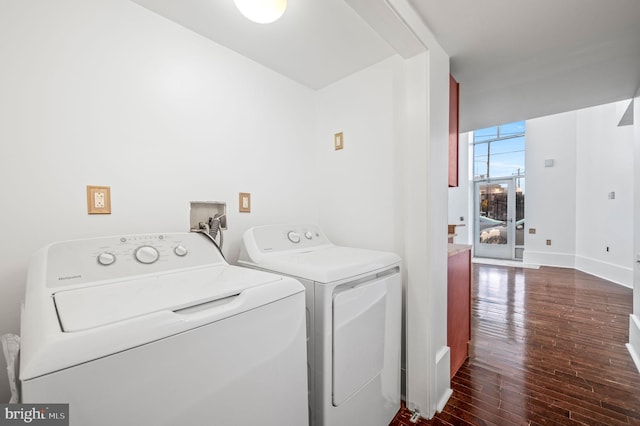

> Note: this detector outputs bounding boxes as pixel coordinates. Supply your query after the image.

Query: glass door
[474,179,516,259]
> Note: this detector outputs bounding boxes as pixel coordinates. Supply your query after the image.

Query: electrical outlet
[529,228,536,234]
[546,239,551,246]
[94,192,105,208]
[239,192,251,213]
[87,186,111,214]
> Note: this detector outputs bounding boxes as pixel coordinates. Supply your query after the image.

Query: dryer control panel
[249,224,332,253]
[43,232,224,288]
[239,224,333,265]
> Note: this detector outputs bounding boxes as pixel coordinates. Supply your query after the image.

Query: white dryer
[20,232,308,426]
[238,224,402,426]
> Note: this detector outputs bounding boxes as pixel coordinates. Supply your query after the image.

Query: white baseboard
[522,251,575,268]
[435,346,451,413]
[628,314,640,373]
[522,252,633,288]
[436,388,453,413]
[473,257,539,269]
[575,255,633,288]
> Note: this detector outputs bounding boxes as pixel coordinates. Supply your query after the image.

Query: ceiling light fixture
[234,0,287,24]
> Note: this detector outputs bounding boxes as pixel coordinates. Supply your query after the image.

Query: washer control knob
[135,246,159,264]
[97,252,116,266]
[304,231,313,240]
[287,231,301,243]
[174,245,188,257]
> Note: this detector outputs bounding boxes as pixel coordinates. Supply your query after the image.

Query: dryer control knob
[287,231,301,243]
[304,231,313,240]
[135,246,159,264]
[174,245,188,257]
[97,252,116,266]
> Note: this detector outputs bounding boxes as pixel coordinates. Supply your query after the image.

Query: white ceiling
[131,0,640,132]
[412,0,640,131]
[130,0,397,89]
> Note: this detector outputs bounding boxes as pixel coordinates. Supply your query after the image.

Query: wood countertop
[448,243,472,257]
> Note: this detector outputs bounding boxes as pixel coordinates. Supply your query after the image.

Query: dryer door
[332,277,387,406]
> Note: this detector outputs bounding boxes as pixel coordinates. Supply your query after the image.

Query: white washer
[238,224,402,426]
[20,232,308,426]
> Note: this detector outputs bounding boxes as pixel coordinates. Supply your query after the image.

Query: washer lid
[54,265,281,332]
[241,246,400,283]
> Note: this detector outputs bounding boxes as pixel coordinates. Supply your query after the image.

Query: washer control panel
[134,245,160,264]
[45,232,223,288]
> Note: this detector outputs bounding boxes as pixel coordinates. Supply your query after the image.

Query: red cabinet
[447,244,471,378]
[449,74,460,187]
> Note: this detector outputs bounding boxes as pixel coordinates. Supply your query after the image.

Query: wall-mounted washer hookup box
[190,201,227,230]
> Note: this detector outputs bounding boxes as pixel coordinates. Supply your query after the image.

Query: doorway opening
[473,122,525,260]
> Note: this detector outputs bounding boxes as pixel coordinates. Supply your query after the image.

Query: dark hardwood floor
[391,263,640,426]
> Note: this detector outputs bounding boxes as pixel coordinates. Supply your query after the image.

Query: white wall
[0,0,455,411]
[424,45,452,416]
[314,43,453,417]
[0,0,318,401]
[524,111,578,267]
[315,55,405,256]
[522,101,634,286]
[628,94,640,371]
[314,53,409,400]
[635,94,640,315]
[575,101,634,286]
[390,0,452,416]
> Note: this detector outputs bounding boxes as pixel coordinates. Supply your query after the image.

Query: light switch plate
[87,185,111,214]
[334,132,344,150]
[239,192,251,213]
